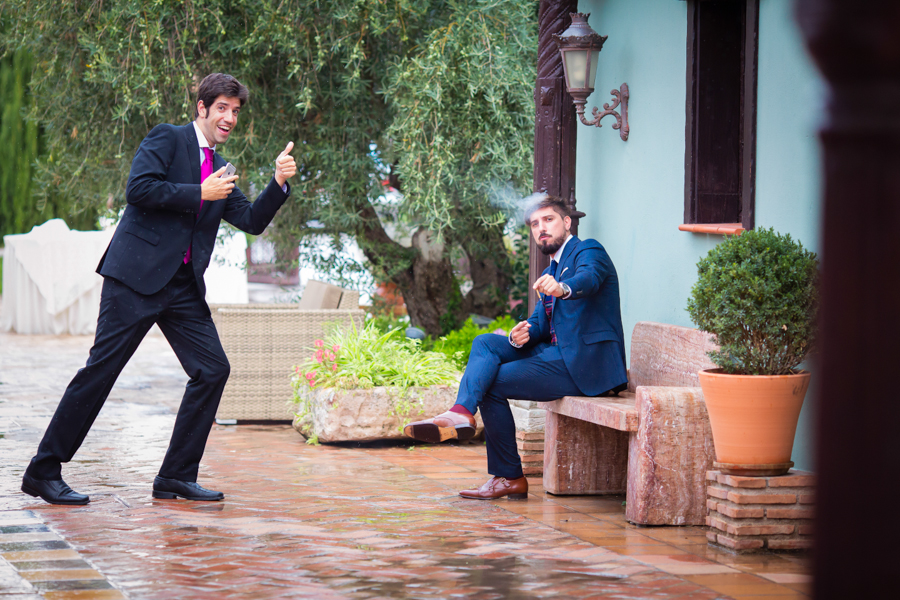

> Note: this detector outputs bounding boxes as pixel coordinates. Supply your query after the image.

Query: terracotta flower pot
[698,369,810,476]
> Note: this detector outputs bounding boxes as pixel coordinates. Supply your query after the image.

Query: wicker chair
[211,288,364,422]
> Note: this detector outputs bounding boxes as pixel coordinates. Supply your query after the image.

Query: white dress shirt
[192,121,215,168]
[551,234,573,265]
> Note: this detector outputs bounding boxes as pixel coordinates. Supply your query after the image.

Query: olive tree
[2,0,537,335]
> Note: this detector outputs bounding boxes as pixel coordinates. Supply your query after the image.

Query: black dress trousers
[26,261,229,482]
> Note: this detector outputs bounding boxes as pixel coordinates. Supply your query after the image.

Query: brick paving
[0,328,811,599]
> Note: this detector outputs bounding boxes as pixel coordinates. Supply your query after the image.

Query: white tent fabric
[1,219,113,335]
[1,220,250,335]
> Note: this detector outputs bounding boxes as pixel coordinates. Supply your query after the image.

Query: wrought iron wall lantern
[553,13,629,141]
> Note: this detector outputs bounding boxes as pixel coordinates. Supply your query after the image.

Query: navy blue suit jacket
[97,123,290,297]
[521,236,627,396]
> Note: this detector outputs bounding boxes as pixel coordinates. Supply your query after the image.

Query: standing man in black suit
[21,73,296,505]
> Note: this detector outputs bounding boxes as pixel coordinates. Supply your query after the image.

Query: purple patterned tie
[543,260,558,345]
[184,147,214,264]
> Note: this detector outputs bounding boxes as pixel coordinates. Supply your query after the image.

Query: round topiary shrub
[687,228,819,375]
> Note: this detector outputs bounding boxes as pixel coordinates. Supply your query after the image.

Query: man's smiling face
[529,206,571,256]
[196,95,241,146]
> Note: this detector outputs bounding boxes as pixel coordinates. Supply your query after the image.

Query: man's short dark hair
[525,194,571,225]
[195,73,249,118]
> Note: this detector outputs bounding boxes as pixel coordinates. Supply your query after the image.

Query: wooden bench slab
[543,392,638,432]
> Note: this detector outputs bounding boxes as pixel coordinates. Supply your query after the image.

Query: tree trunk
[353,202,463,337]
[460,225,512,319]
[352,194,515,335]
[395,229,463,336]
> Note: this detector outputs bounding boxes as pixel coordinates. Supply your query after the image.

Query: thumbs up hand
[274,141,296,187]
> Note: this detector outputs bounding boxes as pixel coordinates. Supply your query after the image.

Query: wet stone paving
[0,328,811,599]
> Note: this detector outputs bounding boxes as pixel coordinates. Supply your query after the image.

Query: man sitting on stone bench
[404,194,628,499]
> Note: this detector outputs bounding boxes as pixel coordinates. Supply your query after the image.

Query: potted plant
[687,228,818,476]
[291,321,470,443]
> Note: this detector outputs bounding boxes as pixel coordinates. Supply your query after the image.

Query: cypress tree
[0,49,96,239]
[0,49,40,238]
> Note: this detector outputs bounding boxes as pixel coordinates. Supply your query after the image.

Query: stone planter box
[292,385,484,442]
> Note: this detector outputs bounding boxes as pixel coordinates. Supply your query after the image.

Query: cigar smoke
[486,181,548,225]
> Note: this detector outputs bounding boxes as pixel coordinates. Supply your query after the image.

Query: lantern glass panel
[563,49,600,90]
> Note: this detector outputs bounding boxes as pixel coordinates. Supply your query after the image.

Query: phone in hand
[222,162,236,178]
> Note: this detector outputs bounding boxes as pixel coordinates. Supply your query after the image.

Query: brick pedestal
[706,469,814,552]
[510,400,546,476]
[517,431,545,475]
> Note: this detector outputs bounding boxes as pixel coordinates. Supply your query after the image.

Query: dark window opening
[684,0,758,229]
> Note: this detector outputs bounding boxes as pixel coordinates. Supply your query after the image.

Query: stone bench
[543,322,718,526]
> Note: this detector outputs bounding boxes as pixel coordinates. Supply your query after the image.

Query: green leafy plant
[290,320,459,431]
[433,315,518,370]
[687,228,818,375]
[294,321,458,390]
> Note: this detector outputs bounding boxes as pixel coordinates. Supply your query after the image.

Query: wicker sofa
[211,285,364,422]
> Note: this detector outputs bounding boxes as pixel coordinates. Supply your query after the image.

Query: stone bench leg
[543,411,629,495]
[625,386,715,525]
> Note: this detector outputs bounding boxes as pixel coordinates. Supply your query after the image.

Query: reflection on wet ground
[0,331,810,599]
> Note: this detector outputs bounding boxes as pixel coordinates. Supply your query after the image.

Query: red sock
[449,404,473,417]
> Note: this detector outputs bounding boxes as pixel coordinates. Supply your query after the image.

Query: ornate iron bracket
[574,83,629,141]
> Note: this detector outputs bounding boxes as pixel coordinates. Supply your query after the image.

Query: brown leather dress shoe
[459,476,528,500]
[403,410,476,443]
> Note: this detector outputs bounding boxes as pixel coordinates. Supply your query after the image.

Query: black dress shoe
[152,476,224,501]
[21,474,90,505]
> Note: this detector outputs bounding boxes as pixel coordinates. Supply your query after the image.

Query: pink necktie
[184,148,214,264]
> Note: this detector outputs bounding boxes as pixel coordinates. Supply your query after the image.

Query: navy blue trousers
[456,333,583,479]
[26,261,230,483]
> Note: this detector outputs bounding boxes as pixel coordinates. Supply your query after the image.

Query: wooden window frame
[683,0,759,231]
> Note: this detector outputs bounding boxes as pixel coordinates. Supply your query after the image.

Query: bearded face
[529,207,571,256]
[538,231,567,255]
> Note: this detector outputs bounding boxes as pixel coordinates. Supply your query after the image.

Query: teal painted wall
[573,0,824,470]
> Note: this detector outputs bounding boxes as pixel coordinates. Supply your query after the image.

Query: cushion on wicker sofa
[297,280,346,309]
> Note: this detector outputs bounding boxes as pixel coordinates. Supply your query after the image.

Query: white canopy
[1,219,114,335]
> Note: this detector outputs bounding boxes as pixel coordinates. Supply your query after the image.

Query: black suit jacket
[97,123,290,297]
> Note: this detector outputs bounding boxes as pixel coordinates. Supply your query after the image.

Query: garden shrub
[687,227,818,375]
[433,315,518,370]
[293,320,459,391]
